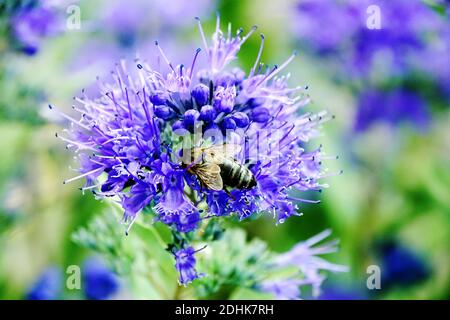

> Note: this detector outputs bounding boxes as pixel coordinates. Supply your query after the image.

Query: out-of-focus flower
[355,88,430,132]
[258,230,348,299]
[83,257,120,300]
[101,0,212,45]
[74,0,213,66]
[294,0,450,131]
[173,246,204,286]
[55,15,334,285]
[318,285,366,300]
[25,266,62,300]
[294,0,446,78]
[4,0,63,55]
[377,240,430,288]
[257,279,305,300]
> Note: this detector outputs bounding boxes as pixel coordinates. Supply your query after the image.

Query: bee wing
[194,163,223,191]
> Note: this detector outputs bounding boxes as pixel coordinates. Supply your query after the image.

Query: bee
[186,143,257,191]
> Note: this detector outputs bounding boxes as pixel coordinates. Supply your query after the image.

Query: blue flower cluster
[294,0,450,131]
[25,258,120,300]
[1,0,62,55]
[56,16,331,285]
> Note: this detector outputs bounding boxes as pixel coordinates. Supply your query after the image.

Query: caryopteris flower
[54,16,335,285]
[173,246,205,286]
[376,239,430,289]
[294,0,450,131]
[2,0,62,55]
[83,257,121,300]
[258,230,348,299]
[25,267,63,300]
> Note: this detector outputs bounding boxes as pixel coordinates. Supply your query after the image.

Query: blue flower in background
[318,284,367,300]
[83,257,120,300]
[25,266,62,300]
[294,0,450,132]
[173,246,204,286]
[355,88,430,132]
[258,230,348,299]
[8,0,62,55]
[257,279,304,300]
[377,240,430,288]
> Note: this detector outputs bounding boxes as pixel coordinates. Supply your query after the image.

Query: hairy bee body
[187,144,257,191]
[219,158,256,189]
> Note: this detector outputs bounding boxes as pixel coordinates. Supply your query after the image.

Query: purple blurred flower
[11,2,61,55]
[319,285,366,300]
[173,246,204,286]
[295,0,445,78]
[294,0,449,131]
[377,239,430,289]
[355,88,430,132]
[83,257,120,300]
[25,266,62,300]
[257,279,305,300]
[100,0,213,49]
[259,229,348,299]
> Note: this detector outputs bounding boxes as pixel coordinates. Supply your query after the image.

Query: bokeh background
[0,0,449,300]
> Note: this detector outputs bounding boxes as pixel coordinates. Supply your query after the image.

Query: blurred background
[0,0,448,300]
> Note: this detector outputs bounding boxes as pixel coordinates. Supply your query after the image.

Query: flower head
[25,266,62,300]
[9,1,61,55]
[257,279,304,300]
[376,239,430,288]
[55,16,333,284]
[355,88,430,132]
[173,246,204,286]
[294,0,450,131]
[83,257,120,300]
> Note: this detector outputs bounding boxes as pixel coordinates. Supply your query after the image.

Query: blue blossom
[294,0,450,131]
[377,240,430,288]
[55,16,332,284]
[9,1,62,55]
[25,266,62,300]
[294,0,446,78]
[83,257,120,300]
[173,246,204,286]
[258,230,348,299]
[355,88,430,132]
[319,285,366,300]
[257,279,305,300]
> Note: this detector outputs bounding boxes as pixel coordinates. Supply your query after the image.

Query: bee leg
[224,187,236,200]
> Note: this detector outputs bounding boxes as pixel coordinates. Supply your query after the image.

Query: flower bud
[222,117,237,130]
[191,84,210,107]
[150,93,167,106]
[183,109,200,127]
[199,105,216,122]
[232,112,250,127]
[172,120,185,131]
[251,107,271,123]
[154,105,173,119]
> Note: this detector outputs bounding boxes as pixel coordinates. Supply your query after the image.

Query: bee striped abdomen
[220,159,256,189]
